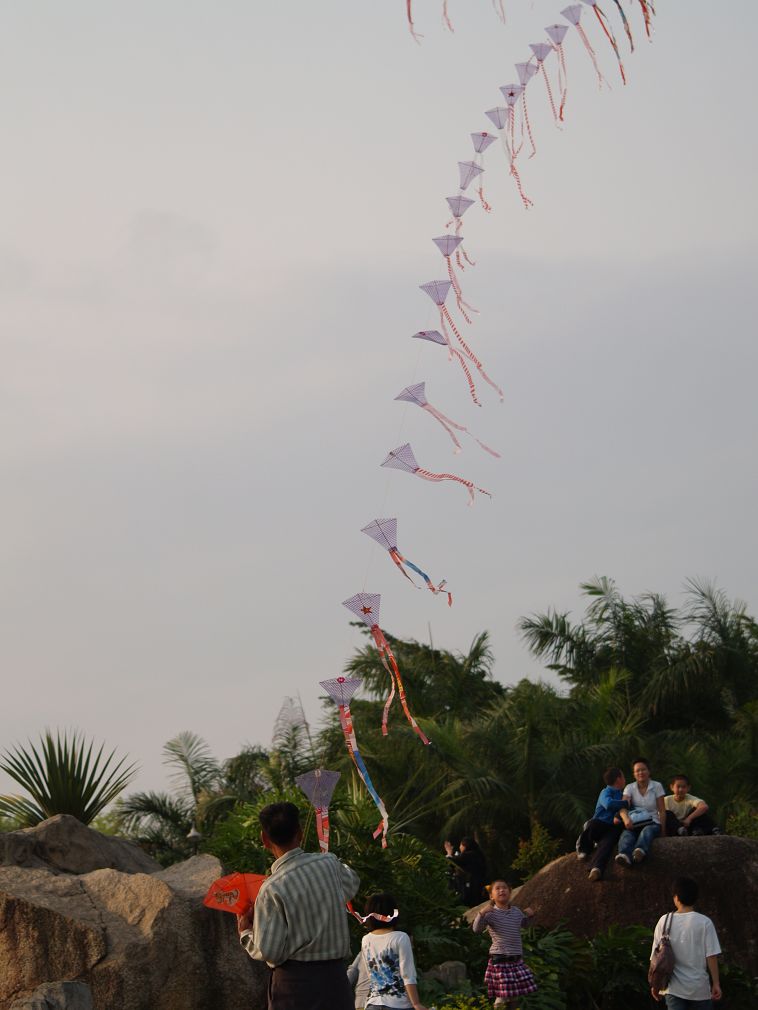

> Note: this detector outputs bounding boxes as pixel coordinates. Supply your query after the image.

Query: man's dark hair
[364,892,398,924]
[673,876,699,906]
[604,767,624,786]
[670,773,690,785]
[460,836,481,851]
[259,802,301,846]
[631,757,651,770]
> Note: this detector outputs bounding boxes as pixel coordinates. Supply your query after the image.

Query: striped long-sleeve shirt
[472,904,529,956]
[240,847,360,967]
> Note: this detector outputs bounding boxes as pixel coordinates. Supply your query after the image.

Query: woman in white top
[650,875,722,1008]
[615,757,667,867]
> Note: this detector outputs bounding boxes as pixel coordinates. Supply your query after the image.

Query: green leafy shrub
[725,808,758,839]
[584,923,652,1010]
[511,822,563,881]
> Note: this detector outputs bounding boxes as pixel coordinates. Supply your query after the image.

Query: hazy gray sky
[2,2,756,798]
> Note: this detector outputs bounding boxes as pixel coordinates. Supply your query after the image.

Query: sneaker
[615,853,631,867]
[677,826,689,836]
[711,826,723,835]
[576,851,588,861]
[494,1000,506,1008]
[632,847,646,863]
[588,867,602,882]
[691,827,705,837]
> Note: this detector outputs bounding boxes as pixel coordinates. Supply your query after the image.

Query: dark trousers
[268,958,353,1010]
[577,818,623,874]
[665,810,719,836]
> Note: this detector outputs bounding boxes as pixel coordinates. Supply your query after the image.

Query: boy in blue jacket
[576,767,629,882]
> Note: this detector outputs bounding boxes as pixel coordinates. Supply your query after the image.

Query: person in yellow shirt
[664,775,721,837]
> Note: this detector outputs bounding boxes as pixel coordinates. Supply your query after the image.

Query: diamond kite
[361,516,452,605]
[395,381,500,458]
[342,592,431,745]
[381,442,491,506]
[295,767,341,853]
[320,675,390,846]
[203,872,267,915]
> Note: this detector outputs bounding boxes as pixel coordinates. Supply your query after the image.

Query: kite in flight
[342,592,431,745]
[295,768,341,853]
[412,328,481,406]
[320,675,390,846]
[395,381,500,458]
[361,516,452,605]
[382,442,491,505]
[420,279,504,403]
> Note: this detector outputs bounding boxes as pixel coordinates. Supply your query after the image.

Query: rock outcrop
[0,819,268,1010]
[1,816,161,876]
[513,835,758,974]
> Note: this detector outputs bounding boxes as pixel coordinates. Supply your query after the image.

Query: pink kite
[493,88,533,209]
[420,279,504,402]
[432,234,477,321]
[544,24,570,120]
[395,382,500,458]
[470,131,498,212]
[561,5,607,90]
[381,442,492,505]
[445,195,477,269]
[515,60,539,158]
[412,328,481,407]
[457,160,489,213]
[295,768,341,853]
[342,592,431,745]
[361,516,451,605]
[529,42,561,125]
[580,0,626,84]
[320,675,389,846]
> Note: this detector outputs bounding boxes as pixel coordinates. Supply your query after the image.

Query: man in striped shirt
[237,801,360,1010]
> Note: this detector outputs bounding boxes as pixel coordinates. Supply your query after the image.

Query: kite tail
[424,403,501,458]
[638,0,653,39]
[450,347,482,406]
[370,625,431,746]
[455,249,465,271]
[417,468,492,506]
[422,403,464,453]
[593,4,626,84]
[521,90,537,159]
[556,44,568,121]
[406,0,423,43]
[510,158,533,210]
[339,704,389,846]
[390,548,452,606]
[446,257,478,320]
[441,0,454,33]
[492,0,506,24]
[477,184,492,213]
[576,24,607,89]
[611,0,634,51]
[462,245,476,267]
[539,62,560,125]
[314,808,329,852]
[442,306,504,402]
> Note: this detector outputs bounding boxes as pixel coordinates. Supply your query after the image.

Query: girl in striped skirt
[471,880,538,1008]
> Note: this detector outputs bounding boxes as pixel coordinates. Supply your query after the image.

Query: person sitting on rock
[664,775,721,837]
[575,766,629,882]
[615,757,667,868]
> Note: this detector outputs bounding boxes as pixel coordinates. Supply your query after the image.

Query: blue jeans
[664,995,712,1009]
[618,822,660,859]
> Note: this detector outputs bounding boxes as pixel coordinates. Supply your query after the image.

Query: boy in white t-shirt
[650,876,722,1008]
[664,775,721,837]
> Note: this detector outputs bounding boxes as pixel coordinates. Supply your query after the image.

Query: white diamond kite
[381,442,491,506]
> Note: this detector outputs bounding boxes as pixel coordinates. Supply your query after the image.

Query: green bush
[511,823,563,882]
[725,808,758,839]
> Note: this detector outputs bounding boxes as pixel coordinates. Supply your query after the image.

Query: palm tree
[0,730,137,827]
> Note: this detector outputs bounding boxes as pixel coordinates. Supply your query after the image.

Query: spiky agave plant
[0,729,137,826]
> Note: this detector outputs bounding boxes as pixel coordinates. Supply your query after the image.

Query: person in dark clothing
[443,836,487,907]
[576,767,629,881]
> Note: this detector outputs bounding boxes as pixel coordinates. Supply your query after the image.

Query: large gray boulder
[0,819,268,1010]
[1,816,161,876]
[514,835,758,975]
[9,981,93,1010]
